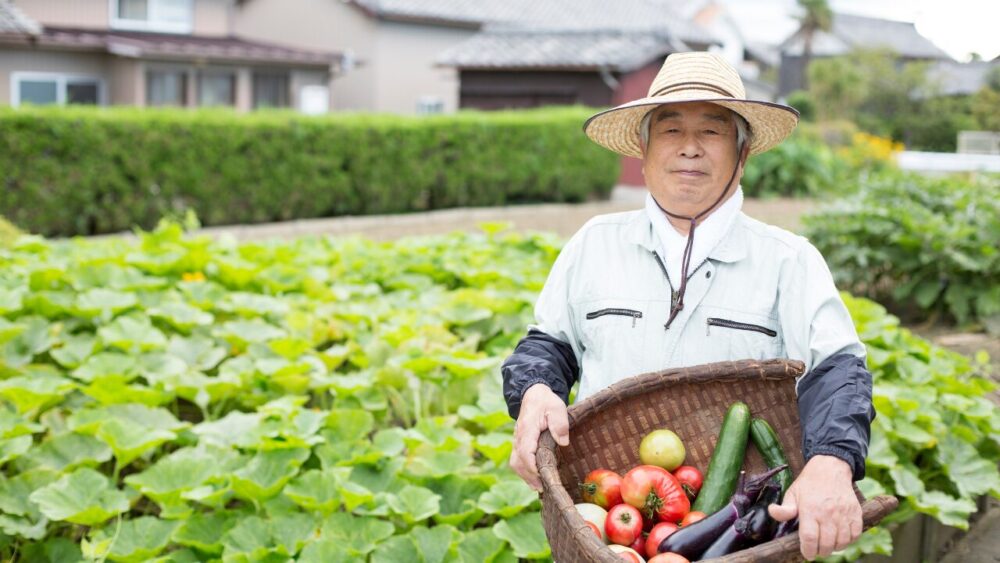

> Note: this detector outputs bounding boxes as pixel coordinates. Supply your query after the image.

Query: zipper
[586,308,643,328]
[706,317,778,337]
[651,250,713,329]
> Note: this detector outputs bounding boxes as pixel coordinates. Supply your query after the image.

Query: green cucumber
[691,401,751,514]
[749,417,793,498]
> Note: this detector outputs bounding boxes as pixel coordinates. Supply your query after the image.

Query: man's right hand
[509,383,571,492]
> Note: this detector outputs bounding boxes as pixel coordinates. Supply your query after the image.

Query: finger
[768,492,798,522]
[850,510,863,542]
[816,518,838,558]
[835,518,853,552]
[798,517,819,561]
[546,406,570,447]
[509,448,542,491]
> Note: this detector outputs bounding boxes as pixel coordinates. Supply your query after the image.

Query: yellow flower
[181,272,206,282]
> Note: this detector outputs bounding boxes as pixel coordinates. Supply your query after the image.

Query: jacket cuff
[503,378,553,420]
[806,445,866,481]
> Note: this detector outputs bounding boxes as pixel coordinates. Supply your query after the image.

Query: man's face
[641,102,746,217]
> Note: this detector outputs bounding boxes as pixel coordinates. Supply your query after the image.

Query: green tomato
[639,429,686,471]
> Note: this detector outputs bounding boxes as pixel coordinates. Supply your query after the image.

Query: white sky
[722,0,1000,62]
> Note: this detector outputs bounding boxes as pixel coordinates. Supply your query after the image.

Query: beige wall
[374,21,467,114]
[193,0,232,35]
[109,56,142,104]
[0,48,110,104]
[232,0,375,111]
[12,0,108,29]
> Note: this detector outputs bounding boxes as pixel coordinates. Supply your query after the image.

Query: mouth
[672,170,707,178]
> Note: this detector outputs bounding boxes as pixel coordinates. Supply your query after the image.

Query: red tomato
[605,504,644,546]
[672,466,703,501]
[608,545,645,562]
[621,465,691,524]
[648,553,691,563]
[645,522,679,558]
[680,511,706,527]
[629,533,645,553]
[580,469,624,509]
[584,520,603,540]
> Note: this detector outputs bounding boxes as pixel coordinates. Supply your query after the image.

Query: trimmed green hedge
[0,106,619,237]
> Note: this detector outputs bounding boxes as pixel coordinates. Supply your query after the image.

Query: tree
[796,0,833,89]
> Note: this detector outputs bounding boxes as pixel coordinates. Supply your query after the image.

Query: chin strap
[651,159,742,330]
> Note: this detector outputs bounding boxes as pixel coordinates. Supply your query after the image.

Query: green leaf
[914,490,977,529]
[411,525,461,563]
[474,432,514,466]
[825,526,894,561]
[83,375,174,407]
[148,302,214,331]
[406,449,473,478]
[386,485,441,524]
[0,435,32,466]
[68,404,185,435]
[324,408,375,442]
[231,448,310,501]
[89,516,180,563]
[455,527,506,563]
[492,511,550,559]
[214,319,286,348]
[98,314,168,352]
[888,463,926,499]
[50,333,98,368]
[71,352,139,382]
[74,288,138,317]
[369,535,418,563]
[478,479,539,518]
[167,334,228,371]
[97,418,176,467]
[283,468,348,513]
[298,539,354,563]
[124,447,224,509]
[191,410,262,449]
[0,469,58,518]
[172,511,239,555]
[936,435,1000,497]
[319,512,395,556]
[16,432,112,472]
[20,537,83,563]
[28,467,129,526]
[0,369,75,414]
[426,474,493,527]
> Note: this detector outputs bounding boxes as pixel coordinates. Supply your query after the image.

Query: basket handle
[702,494,900,562]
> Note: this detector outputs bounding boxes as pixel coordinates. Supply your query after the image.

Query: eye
[704,130,719,135]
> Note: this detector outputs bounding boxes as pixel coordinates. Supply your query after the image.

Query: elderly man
[501,52,874,560]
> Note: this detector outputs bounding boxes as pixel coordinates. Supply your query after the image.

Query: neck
[657,191,734,235]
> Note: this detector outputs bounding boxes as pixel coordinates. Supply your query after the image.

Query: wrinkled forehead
[648,101,734,125]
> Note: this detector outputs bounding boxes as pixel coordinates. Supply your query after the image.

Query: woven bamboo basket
[537,358,898,562]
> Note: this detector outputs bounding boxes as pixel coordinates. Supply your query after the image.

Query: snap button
[706,271,712,279]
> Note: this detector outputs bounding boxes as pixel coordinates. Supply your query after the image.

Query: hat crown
[645,52,746,100]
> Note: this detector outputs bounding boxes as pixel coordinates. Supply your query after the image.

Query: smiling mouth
[673,170,706,176]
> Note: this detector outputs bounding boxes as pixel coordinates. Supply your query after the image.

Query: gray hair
[639,107,751,156]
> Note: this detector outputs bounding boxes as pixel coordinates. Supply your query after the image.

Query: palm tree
[796,0,833,89]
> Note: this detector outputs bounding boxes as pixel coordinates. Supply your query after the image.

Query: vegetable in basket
[657,465,787,559]
[699,480,782,558]
[748,417,793,497]
[691,402,751,515]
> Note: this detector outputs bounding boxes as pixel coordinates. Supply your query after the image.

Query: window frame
[109,0,194,34]
[11,72,107,107]
[145,66,190,107]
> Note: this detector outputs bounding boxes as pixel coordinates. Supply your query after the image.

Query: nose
[678,132,703,158]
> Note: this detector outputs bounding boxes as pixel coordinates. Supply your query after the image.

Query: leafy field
[0,220,997,561]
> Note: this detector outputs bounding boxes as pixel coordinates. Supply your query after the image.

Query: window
[111,0,193,33]
[416,96,444,115]
[198,72,235,107]
[12,73,104,107]
[146,70,187,106]
[253,72,290,109]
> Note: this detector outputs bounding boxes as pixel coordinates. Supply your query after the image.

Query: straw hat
[583,52,799,158]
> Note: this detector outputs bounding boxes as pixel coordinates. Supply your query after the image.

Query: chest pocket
[687,306,783,364]
[576,299,649,373]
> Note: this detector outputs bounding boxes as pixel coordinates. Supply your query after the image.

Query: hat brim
[583,96,800,158]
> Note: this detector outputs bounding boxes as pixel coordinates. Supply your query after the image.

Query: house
[233,0,538,115]
[435,0,721,186]
[778,12,952,96]
[0,0,342,111]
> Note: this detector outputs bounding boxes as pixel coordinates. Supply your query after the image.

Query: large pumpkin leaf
[492,511,550,559]
[29,468,129,526]
[86,516,180,563]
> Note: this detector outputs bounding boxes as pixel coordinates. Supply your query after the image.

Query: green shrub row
[0,106,619,237]
[804,171,1000,328]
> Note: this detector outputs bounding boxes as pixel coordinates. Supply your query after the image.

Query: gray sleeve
[796,352,876,481]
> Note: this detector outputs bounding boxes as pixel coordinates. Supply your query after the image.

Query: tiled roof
[435,0,719,70]
[782,12,951,60]
[0,0,41,36]
[348,0,528,27]
[5,26,340,66]
[436,29,685,71]
[926,60,1000,96]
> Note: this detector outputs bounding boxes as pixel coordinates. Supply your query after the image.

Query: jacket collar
[624,201,748,263]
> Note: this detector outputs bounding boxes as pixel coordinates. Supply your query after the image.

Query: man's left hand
[768,455,862,560]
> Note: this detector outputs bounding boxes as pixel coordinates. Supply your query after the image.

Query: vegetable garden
[0,211,997,561]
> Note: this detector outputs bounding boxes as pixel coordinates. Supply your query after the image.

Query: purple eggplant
[657,465,788,559]
[774,516,799,538]
[698,524,747,559]
[735,482,782,544]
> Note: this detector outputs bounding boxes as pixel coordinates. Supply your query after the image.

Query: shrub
[0,106,619,237]
[804,171,1000,327]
